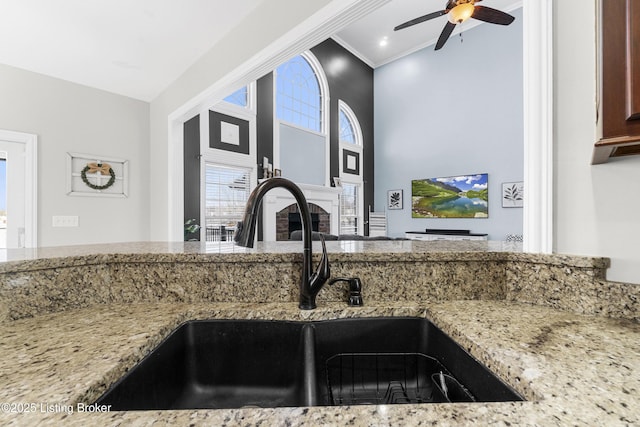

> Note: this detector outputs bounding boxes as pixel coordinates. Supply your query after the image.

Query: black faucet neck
[234,177,331,310]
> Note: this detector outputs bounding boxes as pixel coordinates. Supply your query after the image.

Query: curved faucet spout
[234,177,331,310]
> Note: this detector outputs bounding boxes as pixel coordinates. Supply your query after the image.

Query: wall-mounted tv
[411,173,488,218]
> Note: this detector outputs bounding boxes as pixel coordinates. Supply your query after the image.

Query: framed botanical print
[387,189,403,210]
[502,182,524,208]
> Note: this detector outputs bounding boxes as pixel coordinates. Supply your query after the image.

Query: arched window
[276,54,323,133]
[274,52,329,187]
[339,101,362,145]
[338,100,364,235]
[339,110,356,144]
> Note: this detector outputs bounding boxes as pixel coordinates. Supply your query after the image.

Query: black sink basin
[96,321,309,410]
[312,318,521,405]
[96,318,523,410]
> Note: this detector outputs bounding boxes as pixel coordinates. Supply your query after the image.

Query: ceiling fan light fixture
[448,3,475,24]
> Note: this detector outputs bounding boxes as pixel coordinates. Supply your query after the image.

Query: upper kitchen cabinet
[593,0,640,163]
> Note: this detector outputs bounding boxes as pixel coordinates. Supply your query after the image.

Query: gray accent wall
[311,39,374,234]
[183,115,200,241]
[374,8,524,240]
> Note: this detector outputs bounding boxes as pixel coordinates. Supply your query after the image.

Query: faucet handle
[313,234,330,282]
[329,277,364,306]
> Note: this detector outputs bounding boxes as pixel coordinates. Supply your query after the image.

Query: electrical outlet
[52,216,79,227]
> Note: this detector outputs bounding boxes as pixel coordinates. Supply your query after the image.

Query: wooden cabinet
[593,0,640,163]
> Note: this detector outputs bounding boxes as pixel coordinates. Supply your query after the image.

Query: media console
[404,229,488,241]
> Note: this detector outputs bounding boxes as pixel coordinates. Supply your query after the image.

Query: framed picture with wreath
[66,152,129,197]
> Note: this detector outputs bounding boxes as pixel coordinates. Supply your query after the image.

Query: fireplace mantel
[261,182,341,241]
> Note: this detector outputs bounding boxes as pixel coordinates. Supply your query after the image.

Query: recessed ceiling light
[379,36,388,47]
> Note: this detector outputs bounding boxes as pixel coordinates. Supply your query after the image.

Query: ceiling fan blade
[394,10,446,31]
[471,5,515,25]
[435,21,456,50]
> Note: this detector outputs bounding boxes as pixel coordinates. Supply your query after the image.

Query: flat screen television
[411,173,488,218]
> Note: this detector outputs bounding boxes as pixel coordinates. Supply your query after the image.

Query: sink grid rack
[326,353,475,405]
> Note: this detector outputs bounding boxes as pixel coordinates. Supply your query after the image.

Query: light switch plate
[52,216,79,227]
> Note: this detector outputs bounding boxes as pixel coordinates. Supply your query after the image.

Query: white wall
[554,0,640,284]
[148,0,334,241]
[374,8,524,240]
[0,63,150,246]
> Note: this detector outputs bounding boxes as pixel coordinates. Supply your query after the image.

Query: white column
[523,0,553,253]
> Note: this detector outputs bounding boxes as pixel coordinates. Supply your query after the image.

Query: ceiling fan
[394,0,515,51]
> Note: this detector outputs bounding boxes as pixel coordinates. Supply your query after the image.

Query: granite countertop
[0,240,608,272]
[1,240,521,262]
[0,241,636,425]
[0,300,638,426]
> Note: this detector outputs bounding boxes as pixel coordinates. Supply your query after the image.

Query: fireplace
[260,183,341,241]
[276,203,330,241]
[288,213,318,236]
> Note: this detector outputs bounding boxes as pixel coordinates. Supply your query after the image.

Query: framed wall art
[387,189,403,210]
[502,181,524,208]
[67,152,129,197]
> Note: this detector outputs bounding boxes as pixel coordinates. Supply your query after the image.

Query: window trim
[338,99,363,146]
[337,100,364,235]
[199,101,257,241]
[203,162,252,242]
[339,181,361,235]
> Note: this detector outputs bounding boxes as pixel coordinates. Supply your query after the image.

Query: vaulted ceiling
[0,0,265,101]
[0,0,521,101]
[335,0,522,67]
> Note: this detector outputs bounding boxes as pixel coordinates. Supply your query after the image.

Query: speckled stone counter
[0,241,638,425]
[0,301,638,426]
[1,240,636,323]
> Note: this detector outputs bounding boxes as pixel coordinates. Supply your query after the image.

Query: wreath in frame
[80,162,116,190]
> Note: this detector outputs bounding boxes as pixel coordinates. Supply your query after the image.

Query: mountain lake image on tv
[411,174,488,219]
